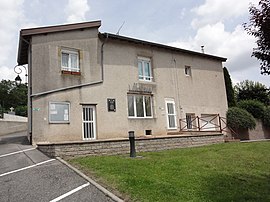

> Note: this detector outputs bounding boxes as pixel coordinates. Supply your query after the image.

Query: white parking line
[0,148,36,158]
[50,182,90,202]
[0,159,55,177]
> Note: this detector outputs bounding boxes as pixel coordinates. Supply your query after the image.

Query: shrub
[263,107,270,127]
[237,100,265,119]
[227,107,256,130]
[15,105,27,117]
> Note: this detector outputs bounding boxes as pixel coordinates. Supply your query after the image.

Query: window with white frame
[138,57,152,81]
[185,66,191,76]
[49,102,70,123]
[128,94,152,118]
[165,99,177,129]
[61,49,80,72]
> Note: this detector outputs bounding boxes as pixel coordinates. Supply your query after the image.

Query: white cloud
[65,0,90,23]
[191,0,257,28]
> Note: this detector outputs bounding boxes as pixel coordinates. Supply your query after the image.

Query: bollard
[128,131,136,157]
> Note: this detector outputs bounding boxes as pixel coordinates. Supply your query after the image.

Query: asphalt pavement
[0,132,119,202]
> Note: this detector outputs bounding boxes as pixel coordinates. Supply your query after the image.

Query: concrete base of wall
[37,133,224,158]
[0,121,28,136]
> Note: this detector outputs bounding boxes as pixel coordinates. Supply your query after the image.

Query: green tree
[244,0,270,75]
[223,67,236,107]
[234,80,270,105]
[0,79,27,117]
[237,100,265,119]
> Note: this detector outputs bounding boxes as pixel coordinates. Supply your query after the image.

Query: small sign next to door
[107,98,116,112]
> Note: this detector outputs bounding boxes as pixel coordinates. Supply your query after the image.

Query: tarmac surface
[0,131,117,202]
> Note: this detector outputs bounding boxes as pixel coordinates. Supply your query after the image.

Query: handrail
[179,114,238,137]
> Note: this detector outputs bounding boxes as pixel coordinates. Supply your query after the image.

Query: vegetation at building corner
[223,67,236,107]
[0,79,28,117]
[224,68,270,129]
[227,107,256,130]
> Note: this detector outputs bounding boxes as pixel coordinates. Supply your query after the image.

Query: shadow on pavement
[0,131,30,145]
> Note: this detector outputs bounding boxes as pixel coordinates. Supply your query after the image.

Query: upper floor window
[185,66,191,76]
[61,49,80,72]
[128,94,152,118]
[138,57,152,81]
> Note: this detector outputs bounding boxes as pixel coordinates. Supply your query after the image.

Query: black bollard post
[128,131,136,158]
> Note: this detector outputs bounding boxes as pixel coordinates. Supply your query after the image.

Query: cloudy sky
[0,0,269,86]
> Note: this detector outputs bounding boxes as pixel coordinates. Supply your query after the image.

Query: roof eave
[100,32,227,62]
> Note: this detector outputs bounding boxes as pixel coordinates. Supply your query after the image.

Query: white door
[165,99,177,129]
[82,106,96,140]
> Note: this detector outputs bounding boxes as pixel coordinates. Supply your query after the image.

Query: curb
[56,157,124,202]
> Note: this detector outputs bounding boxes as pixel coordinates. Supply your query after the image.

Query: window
[165,99,177,129]
[186,113,196,129]
[138,57,152,81]
[185,66,191,76]
[128,94,152,118]
[49,102,70,123]
[61,49,79,72]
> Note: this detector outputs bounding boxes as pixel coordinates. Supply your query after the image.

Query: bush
[263,107,270,127]
[227,107,256,130]
[15,105,27,117]
[237,100,265,119]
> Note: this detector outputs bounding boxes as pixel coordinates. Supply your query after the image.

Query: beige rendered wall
[30,32,227,144]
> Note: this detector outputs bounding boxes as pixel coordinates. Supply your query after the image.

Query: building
[17,20,227,146]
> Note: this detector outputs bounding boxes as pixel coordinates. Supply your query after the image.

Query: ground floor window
[128,94,152,118]
[186,113,196,129]
[49,102,70,123]
[165,99,177,129]
[82,105,96,140]
[200,114,219,131]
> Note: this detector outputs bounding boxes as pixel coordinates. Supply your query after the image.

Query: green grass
[69,142,270,202]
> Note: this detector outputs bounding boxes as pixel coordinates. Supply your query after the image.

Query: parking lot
[0,132,116,202]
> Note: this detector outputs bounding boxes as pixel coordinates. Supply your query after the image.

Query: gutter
[31,33,109,98]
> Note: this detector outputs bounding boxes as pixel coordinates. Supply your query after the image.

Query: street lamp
[14,65,28,85]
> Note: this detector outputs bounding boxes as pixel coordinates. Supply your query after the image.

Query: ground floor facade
[30,78,227,144]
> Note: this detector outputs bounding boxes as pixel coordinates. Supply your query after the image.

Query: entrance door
[82,106,96,140]
[165,99,177,129]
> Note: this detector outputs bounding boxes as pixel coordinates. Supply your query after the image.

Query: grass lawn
[69,142,270,202]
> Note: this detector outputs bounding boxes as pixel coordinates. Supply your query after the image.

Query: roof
[17,20,101,65]
[17,20,226,65]
[99,33,227,62]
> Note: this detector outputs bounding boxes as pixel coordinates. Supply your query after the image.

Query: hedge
[227,107,256,130]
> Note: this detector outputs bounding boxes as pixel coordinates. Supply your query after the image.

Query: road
[0,132,116,202]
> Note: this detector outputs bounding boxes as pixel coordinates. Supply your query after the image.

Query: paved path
[0,132,116,202]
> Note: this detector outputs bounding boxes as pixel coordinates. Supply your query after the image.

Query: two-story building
[17,20,227,145]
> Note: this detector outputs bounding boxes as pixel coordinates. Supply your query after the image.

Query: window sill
[61,70,81,75]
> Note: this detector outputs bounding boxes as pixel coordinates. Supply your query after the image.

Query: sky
[0,0,269,86]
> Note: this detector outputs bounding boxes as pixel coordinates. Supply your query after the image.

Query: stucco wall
[30,28,227,144]
[0,114,27,136]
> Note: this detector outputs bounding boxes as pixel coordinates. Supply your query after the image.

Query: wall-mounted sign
[107,98,116,112]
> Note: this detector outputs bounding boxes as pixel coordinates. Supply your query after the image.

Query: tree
[223,67,236,107]
[244,0,270,75]
[0,80,27,117]
[234,80,270,105]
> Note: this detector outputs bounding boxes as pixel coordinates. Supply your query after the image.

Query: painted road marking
[0,148,36,158]
[50,182,90,202]
[0,159,55,177]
